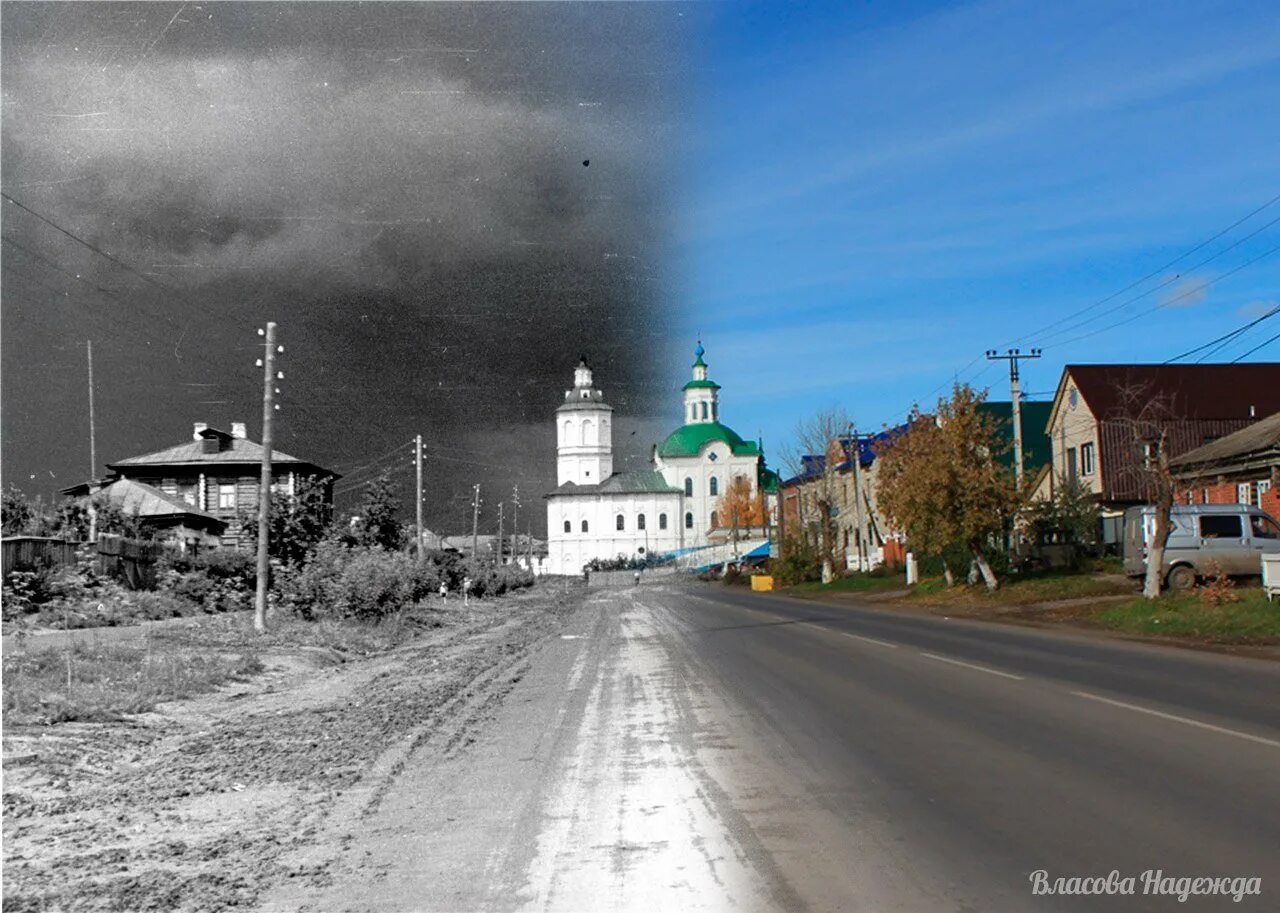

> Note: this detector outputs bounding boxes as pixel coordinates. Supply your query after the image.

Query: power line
[1010,189,1280,346]
[1231,329,1280,362]
[1042,241,1280,351]
[1164,305,1280,363]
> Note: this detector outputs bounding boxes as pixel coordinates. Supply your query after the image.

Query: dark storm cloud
[1,2,694,531]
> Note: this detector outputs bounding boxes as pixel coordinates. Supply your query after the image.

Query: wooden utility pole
[849,425,867,572]
[511,485,519,566]
[985,348,1041,488]
[86,340,97,479]
[496,501,504,568]
[471,483,481,563]
[415,434,423,560]
[253,322,278,634]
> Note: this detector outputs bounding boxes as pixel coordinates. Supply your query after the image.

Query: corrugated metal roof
[1067,363,1280,421]
[1169,410,1280,472]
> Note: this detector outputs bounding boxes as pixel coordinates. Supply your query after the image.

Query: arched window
[581,519,589,533]
[710,510,719,528]
[582,419,593,445]
[637,513,646,530]
[684,477,693,497]
[563,520,571,534]
[700,401,709,420]
[709,477,719,496]
[659,513,668,530]
[685,512,693,529]
[563,420,572,443]
[616,514,625,531]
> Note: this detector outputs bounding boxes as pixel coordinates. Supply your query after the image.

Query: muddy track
[2,590,581,912]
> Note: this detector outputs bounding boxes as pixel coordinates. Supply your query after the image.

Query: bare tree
[1107,386,1180,599]
[785,408,852,584]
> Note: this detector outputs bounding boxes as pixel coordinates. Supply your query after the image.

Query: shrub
[1198,560,1239,606]
[773,534,821,585]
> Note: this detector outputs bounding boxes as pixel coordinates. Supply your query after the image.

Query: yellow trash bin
[750,575,774,592]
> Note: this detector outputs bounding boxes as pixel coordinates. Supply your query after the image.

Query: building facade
[545,345,774,576]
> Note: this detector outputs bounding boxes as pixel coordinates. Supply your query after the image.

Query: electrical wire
[1163,306,1280,363]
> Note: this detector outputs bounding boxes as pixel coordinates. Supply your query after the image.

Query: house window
[1237,483,1251,505]
[685,512,693,529]
[1080,443,1095,476]
[684,477,693,497]
[709,477,719,497]
[217,483,236,510]
[637,514,646,530]
[1202,488,1210,505]
[177,483,196,506]
[710,510,719,528]
[616,514,625,531]
[1142,441,1161,468]
[581,519,589,533]
[658,513,667,530]
[1066,448,1078,481]
[564,520,571,534]
[1259,480,1273,508]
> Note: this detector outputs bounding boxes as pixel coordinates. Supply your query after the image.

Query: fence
[95,534,168,590]
[1,537,79,577]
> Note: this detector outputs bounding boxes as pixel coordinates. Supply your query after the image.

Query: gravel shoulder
[2,586,584,912]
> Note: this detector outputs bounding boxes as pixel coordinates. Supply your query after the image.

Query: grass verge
[783,574,906,596]
[1095,590,1280,644]
[906,571,1137,606]
[2,639,264,725]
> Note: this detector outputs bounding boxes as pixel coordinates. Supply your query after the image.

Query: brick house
[1170,410,1280,518]
[104,422,338,549]
[1044,363,1280,542]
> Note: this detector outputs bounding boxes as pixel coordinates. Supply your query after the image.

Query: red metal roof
[1066,363,1280,421]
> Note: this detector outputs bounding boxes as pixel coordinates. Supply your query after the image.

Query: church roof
[682,379,721,391]
[657,422,761,459]
[548,470,681,497]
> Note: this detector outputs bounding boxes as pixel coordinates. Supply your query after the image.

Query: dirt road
[2,588,582,912]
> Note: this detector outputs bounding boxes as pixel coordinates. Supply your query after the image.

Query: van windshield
[1251,515,1280,539]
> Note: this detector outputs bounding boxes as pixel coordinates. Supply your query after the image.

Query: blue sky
[672,0,1280,462]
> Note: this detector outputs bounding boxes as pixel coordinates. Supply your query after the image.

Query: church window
[581,519,589,533]
[709,477,719,496]
[685,512,693,529]
[710,510,719,528]
[616,514,625,531]
[638,514,646,530]
[563,420,572,443]
[582,419,593,445]
[564,520,571,534]
[684,477,693,497]
[659,513,667,530]
[700,402,708,420]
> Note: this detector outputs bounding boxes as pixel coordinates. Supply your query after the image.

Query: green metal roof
[548,470,681,496]
[681,378,721,391]
[977,401,1053,475]
[657,422,761,459]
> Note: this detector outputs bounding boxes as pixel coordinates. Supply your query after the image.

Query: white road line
[843,632,899,649]
[919,652,1024,680]
[1071,691,1280,749]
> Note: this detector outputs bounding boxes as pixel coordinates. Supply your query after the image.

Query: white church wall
[545,492,684,576]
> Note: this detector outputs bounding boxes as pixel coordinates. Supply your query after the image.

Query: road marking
[1071,691,1280,749]
[919,652,1024,680]
[843,632,899,649]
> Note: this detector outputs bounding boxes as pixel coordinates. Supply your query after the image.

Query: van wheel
[1166,565,1196,591]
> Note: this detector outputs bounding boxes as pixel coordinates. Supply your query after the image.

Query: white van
[1123,504,1280,589]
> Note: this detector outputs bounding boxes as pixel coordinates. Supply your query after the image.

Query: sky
[1,2,695,534]
[4,1,1280,532]
[678,0,1280,464]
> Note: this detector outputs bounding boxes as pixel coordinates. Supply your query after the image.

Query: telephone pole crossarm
[984,347,1042,488]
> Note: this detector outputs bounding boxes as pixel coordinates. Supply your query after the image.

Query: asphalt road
[267,582,1280,913]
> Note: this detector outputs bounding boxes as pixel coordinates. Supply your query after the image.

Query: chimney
[231,422,248,439]
[193,422,208,441]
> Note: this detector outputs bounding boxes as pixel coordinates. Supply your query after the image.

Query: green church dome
[657,422,761,459]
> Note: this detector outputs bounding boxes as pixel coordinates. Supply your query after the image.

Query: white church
[545,343,777,575]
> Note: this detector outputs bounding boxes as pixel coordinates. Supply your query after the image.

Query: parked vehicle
[1123,504,1280,589]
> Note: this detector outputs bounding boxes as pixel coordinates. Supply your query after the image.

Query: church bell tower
[556,356,613,486]
[682,342,721,425]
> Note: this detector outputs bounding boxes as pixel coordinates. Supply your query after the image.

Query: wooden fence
[1,537,79,577]
[2,534,169,590]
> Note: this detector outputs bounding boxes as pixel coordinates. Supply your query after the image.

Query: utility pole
[471,483,481,563]
[511,485,519,567]
[254,321,280,633]
[86,340,97,480]
[985,347,1041,488]
[496,501,504,568]
[849,425,867,572]
[415,434,423,560]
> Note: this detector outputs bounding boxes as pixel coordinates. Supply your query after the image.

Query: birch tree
[785,408,852,584]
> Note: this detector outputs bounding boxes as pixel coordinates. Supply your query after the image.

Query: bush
[773,534,821,585]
